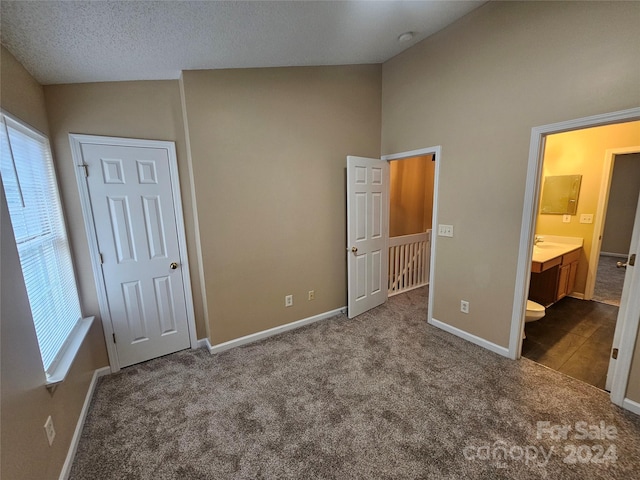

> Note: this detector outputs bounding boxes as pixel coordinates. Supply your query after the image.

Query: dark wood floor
[522,297,617,390]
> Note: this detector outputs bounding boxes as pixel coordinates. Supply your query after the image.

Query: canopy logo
[463,420,618,469]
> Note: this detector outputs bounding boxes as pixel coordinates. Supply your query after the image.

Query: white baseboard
[197,337,212,351]
[600,251,628,259]
[429,317,510,358]
[204,307,346,355]
[623,398,640,416]
[59,366,111,480]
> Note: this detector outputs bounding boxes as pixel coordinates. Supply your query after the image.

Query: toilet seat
[525,300,546,322]
[526,300,544,313]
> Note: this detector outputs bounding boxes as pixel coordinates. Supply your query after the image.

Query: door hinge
[78,164,88,177]
[99,253,104,264]
[612,348,619,360]
[630,254,636,267]
[112,333,116,344]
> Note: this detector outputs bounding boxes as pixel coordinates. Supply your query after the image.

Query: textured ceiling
[1,1,484,85]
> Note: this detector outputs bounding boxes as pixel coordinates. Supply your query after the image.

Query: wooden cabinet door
[530,266,560,307]
[567,261,578,295]
[556,264,571,301]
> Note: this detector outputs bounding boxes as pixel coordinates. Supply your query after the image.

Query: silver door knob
[616,261,627,269]
[351,247,358,253]
[170,262,178,270]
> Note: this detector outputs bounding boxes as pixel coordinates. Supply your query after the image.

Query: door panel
[108,196,137,262]
[142,195,168,259]
[154,276,178,334]
[81,143,190,367]
[122,280,147,341]
[347,156,389,318]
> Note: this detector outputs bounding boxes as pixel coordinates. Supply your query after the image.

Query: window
[0,113,84,380]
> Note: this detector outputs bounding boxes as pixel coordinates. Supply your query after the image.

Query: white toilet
[522,300,545,339]
[525,300,545,322]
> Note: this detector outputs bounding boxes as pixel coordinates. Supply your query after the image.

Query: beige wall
[536,122,640,294]
[381,0,640,373]
[602,153,640,254]
[181,65,381,344]
[1,46,107,480]
[43,80,207,339]
[389,155,434,237]
[0,46,49,135]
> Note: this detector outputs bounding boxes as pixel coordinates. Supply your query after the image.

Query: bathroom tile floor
[522,297,618,390]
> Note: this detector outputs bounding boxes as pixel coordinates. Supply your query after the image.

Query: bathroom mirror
[540,174,582,214]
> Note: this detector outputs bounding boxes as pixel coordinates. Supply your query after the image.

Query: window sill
[45,316,95,391]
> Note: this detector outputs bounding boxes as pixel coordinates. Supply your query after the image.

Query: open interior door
[607,191,640,397]
[347,156,389,318]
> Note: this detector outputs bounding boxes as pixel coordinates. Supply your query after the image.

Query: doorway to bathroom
[512,107,640,413]
[521,123,640,390]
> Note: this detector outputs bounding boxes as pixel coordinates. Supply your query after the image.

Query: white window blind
[0,113,82,377]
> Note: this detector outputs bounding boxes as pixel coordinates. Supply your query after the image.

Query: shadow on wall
[602,152,640,256]
[389,154,435,237]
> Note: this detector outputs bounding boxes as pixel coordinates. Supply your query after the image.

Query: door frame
[510,107,640,408]
[382,146,442,326]
[584,146,640,300]
[69,134,198,373]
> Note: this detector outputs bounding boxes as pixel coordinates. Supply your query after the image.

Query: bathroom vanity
[529,236,583,307]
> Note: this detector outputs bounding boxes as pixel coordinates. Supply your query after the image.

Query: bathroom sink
[531,238,583,263]
[533,243,568,256]
[533,243,562,250]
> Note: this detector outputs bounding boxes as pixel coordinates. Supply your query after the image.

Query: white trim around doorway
[382,146,442,330]
[510,107,640,409]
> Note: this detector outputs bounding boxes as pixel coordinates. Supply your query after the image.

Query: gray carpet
[593,255,625,306]
[70,287,640,479]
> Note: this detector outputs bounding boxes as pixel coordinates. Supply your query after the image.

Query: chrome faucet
[534,235,544,245]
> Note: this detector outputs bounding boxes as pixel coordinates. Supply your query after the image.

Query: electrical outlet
[438,224,454,237]
[563,214,571,223]
[285,295,293,307]
[44,416,55,446]
[460,300,469,314]
[580,213,594,224]
[308,290,315,301]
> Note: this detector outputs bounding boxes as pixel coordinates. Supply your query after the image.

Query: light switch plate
[580,214,594,224]
[438,224,454,237]
[563,214,571,223]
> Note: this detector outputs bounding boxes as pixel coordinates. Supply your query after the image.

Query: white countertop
[532,235,583,263]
